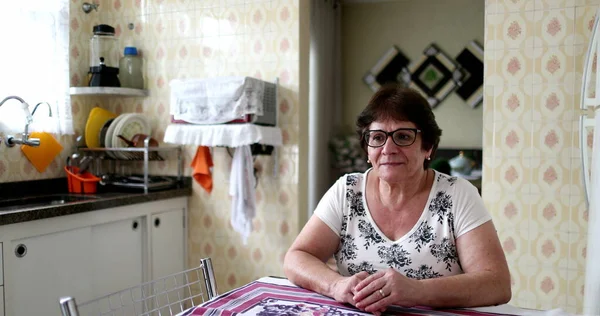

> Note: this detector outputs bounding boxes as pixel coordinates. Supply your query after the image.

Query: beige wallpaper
[342,0,485,149]
[0,0,305,295]
[483,0,594,314]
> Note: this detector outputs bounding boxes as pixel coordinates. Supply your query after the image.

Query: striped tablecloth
[183,277,558,316]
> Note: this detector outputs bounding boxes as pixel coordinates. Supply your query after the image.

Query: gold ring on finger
[378,289,385,298]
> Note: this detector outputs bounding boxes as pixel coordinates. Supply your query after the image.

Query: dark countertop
[0,177,192,226]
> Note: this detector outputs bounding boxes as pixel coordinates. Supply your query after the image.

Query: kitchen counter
[0,177,192,226]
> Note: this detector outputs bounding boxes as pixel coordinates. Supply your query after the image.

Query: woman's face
[366,119,432,183]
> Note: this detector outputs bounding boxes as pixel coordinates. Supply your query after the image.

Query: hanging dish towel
[191,146,214,193]
[229,145,256,245]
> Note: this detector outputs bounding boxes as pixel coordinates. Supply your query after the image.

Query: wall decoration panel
[363,46,410,92]
[403,43,463,108]
[455,41,484,108]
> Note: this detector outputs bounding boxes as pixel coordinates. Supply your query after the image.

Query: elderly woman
[283,85,510,314]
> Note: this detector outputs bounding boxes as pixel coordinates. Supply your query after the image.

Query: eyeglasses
[364,128,421,148]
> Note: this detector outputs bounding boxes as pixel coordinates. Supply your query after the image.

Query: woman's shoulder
[337,169,369,188]
[431,170,478,194]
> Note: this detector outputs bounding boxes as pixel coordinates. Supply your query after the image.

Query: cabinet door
[0,285,4,316]
[90,216,144,299]
[151,208,185,314]
[151,209,185,279]
[7,227,93,316]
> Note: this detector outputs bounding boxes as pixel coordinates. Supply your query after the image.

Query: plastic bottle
[119,47,144,89]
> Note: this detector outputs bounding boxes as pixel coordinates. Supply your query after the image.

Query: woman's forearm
[283,250,345,298]
[417,270,511,308]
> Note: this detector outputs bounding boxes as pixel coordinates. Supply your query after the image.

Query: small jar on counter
[118,46,144,89]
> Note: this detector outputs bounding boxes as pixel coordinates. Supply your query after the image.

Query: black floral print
[346,174,359,186]
[409,221,435,252]
[377,244,412,269]
[358,219,383,249]
[429,237,459,271]
[447,177,457,186]
[404,264,443,280]
[447,212,455,239]
[341,214,348,234]
[429,191,453,224]
[347,261,376,275]
[338,234,358,262]
[346,189,366,219]
[257,298,364,315]
[436,173,444,182]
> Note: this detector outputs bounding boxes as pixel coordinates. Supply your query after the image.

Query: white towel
[229,145,256,245]
[169,76,265,125]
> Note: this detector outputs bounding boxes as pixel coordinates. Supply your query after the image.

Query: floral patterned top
[314,169,492,280]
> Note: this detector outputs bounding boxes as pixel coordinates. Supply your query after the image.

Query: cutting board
[21,132,63,172]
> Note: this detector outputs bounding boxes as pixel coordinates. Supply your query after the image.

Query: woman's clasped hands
[351,268,422,315]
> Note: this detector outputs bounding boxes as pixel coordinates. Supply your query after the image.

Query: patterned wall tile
[62,0,302,295]
[537,0,578,10]
[566,268,586,309]
[532,84,576,121]
[497,0,536,13]
[503,12,535,49]
[538,8,576,47]
[494,85,533,121]
[483,4,589,307]
[574,5,598,45]
[569,195,588,234]
[498,229,529,261]
[496,49,534,85]
[531,196,571,233]
[487,13,504,50]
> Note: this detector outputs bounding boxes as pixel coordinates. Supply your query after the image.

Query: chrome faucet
[0,96,41,147]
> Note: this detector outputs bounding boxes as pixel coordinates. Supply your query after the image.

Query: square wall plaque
[363,46,410,92]
[403,44,462,108]
[455,40,484,108]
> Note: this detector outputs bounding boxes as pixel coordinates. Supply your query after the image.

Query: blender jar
[90,24,118,68]
[89,24,120,87]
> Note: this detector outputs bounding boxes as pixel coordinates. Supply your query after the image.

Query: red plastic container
[65,166,101,194]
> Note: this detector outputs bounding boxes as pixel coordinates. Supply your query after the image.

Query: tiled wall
[483,0,596,313]
[87,0,303,293]
[0,0,304,294]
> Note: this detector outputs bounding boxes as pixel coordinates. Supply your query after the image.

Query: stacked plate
[85,109,152,159]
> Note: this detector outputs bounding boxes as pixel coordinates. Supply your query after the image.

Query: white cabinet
[150,208,186,315]
[0,286,4,316]
[9,227,93,316]
[90,216,144,299]
[0,197,187,316]
[151,209,185,279]
[0,242,3,286]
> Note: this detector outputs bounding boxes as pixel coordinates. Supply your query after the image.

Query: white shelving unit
[163,123,282,147]
[69,87,149,97]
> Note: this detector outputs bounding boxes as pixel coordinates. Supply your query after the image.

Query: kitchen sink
[0,194,100,212]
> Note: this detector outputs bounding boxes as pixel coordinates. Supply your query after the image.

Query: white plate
[104,114,127,158]
[111,113,151,159]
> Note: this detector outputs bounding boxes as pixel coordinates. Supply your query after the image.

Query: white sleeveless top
[314,169,491,279]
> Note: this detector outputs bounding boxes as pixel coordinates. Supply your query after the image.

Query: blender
[88,24,120,87]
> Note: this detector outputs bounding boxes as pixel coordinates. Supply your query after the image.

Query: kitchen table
[183,277,568,316]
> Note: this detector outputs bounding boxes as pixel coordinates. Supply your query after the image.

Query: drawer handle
[132,220,139,230]
[15,244,27,258]
[154,217,160,227]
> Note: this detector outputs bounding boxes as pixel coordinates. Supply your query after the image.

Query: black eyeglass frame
[363,128,422,148]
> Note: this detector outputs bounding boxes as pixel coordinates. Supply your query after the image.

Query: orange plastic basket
[65,166,101,194]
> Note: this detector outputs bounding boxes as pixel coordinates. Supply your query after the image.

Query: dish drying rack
[78,137,183,194]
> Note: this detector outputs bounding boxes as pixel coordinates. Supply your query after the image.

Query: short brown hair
[355,84,442,169]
